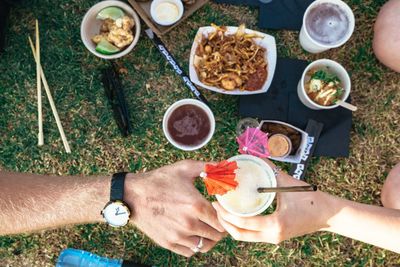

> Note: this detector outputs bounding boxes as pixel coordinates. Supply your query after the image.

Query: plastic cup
[162,99,215,151]
[297,59,351,110]
[216,155,276,217]
[299,0,355,53]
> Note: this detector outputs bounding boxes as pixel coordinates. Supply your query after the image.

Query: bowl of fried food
[189,24,277,95]
[81,0,141,59]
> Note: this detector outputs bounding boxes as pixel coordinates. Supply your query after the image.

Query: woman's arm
[324,194,400,253]
[213,161,400,253]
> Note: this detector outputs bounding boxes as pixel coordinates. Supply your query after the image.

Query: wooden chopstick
[257,185,317,193]
[36,19,44,146]
[28,36,71,153]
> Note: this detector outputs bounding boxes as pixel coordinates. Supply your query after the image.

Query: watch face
[102,201,130,227]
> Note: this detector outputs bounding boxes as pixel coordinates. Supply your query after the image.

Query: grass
[1,0,400,266]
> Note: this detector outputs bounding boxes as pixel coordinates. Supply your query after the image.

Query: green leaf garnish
[311,70,340,84]
[334,88,344,97]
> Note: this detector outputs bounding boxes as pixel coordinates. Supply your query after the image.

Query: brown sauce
[167,104,211,146]
[244,66,268,91]
[268,134,291,157]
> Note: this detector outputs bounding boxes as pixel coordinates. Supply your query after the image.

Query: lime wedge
[96,6,125,20]
[95,39,120,55]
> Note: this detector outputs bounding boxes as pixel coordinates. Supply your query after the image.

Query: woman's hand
[212,160,332,244]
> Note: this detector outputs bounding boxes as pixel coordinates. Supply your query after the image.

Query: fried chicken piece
[100,19,115,33]
[92,33,109,44]
[221,78,236,90]
[221,73,242,90]
[96,16,135,48]
[107,28,133,48]
[114,16,135,30]
[122,16,135,30]
[92,34,104,44]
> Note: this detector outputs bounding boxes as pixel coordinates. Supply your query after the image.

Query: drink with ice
[306,3,349,46]
[299,0,355,53]
[216,155,276,217]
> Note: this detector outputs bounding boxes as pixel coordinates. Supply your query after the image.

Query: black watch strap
[110,172,127,202]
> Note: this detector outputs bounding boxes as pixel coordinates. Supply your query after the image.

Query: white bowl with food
[81,0,141,59]
[297,59,351,110]
[189,25,277,95]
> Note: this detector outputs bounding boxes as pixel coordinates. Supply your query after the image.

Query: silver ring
[273,167,281,178]
[197,237,204,249]
[192,237,203,253]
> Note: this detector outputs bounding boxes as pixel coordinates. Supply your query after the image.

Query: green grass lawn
[1,0,400,266]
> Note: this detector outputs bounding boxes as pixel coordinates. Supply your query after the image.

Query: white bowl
[297,59,351,110]
[216,155,276,217]
[189,26,277,95]
[150,0,184,26]
[162,99,215,151]
[81,0,141,59]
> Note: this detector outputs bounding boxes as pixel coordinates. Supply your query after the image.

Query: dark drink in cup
[163,99,215,151]
[305,3,350,46]
[300,0,355,53]
[167,104,210,147]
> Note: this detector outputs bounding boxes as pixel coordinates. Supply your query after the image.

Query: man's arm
[0,171,109,234]
[0,160,225,257]
[212,160,400,253]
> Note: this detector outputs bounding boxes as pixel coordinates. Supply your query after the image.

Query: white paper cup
[162,99,215,151]
[216,155,276,217]
[81,1,141,59]
[299,0,355,53]
[297,59,351,110]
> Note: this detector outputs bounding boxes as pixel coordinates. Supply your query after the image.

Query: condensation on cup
[299,0,355,53]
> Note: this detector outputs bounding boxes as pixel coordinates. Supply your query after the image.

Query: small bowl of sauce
[268,134,292,158]
[150,0,184,26]
[163,99,215,151]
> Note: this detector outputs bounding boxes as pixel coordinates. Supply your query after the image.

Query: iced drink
[299,0,355,53]
[216,155,276,217]
[305,3,350,46]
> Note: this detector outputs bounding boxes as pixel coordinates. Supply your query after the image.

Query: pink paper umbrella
[236,127,270,158]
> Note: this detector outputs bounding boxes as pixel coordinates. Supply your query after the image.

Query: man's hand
[125,160,225,257]
[212,160,331,244]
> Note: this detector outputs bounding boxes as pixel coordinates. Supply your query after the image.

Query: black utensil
[101,65,132,136]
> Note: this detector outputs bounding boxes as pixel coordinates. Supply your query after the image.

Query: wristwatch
[101,172,131,227]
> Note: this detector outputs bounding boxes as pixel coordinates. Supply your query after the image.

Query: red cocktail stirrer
[200,160,239,195]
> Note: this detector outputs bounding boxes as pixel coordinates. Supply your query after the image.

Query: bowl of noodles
[189,24,277,95]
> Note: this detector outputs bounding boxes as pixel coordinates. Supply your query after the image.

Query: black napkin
[259,0,314,30]
[239,58,352,157]
[213,0,314,30]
